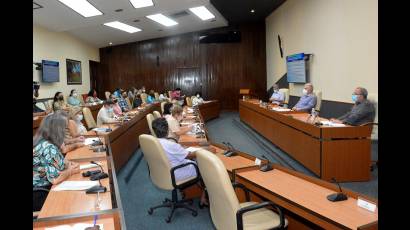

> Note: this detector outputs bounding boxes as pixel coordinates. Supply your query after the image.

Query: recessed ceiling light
[251,9,255,13]
[189,6,215,20]
[104,21,141,33]
[109,42,113,45]
[130,0,154,8]
[57,0,103,18]
[146,14,178,27]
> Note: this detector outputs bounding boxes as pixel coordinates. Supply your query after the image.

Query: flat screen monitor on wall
[286,53,307,83]
[41,60,59,83]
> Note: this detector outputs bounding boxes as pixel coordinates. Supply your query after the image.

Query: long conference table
[239,99,372,182]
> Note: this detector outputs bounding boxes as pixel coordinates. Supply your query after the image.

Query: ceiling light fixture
[57,0,103,17]
[189,6,215,20]
[146,14,178,27]
[130,0,154,9]
[104,21,141,33]
[251,9,255,13]
[109,42,113,45]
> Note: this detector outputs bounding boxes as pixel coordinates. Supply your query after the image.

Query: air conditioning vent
[169,10,190,19]
[33,2,43,10]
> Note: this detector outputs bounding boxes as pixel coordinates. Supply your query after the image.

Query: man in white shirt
[192,92,204,106]
[269,84,285,105]
[96,99,118,126]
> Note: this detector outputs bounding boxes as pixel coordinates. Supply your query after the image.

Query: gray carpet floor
[117,111,378,229]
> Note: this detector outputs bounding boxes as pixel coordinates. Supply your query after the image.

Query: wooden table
[235,165,378,230]
[239,99,372,182]
[197,100,220,122]
[34,214,118,230]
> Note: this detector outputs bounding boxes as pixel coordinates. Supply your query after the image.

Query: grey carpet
[117,111,378,229]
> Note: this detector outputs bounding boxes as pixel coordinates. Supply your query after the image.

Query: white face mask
[196,94,200,97]
[76,114,83,121]
[274,89,279,93]
[302,89,308,95]
[73,93,78,97]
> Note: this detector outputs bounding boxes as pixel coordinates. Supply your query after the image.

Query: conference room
[33,0,378,229]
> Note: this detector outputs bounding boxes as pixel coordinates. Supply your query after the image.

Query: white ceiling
[33,0,228,48]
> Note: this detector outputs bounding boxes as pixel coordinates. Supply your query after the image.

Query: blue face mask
[352,95,358,102]
[107,107,113,113]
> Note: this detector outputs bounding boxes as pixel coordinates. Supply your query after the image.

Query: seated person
[133,94,143,108]
[67,89,83,106]
[97,99,119,126]
[33,112,80,211]
[163,102,173,117]
[192,92,204,106]
[171,88,185,106]
[67,107,88,137]
[109,94,123,116]
[165,104,192,140]
[33,82,52,116]
[330,87,376,126]
[118,90,130,112]
[146,90,155,104]
[54,110,85,154]
[152,118,208,206]
[85,89,103,104]
[52,91,69,111]
[159,91,169,101]
[128,87,136,101]
[269,84,285,105]
[292,83,317,112]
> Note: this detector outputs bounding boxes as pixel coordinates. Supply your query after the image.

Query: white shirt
[97,106,116,126]
[158,138,197,182]
[165,114,180,139]
[159,94,167,101]
[75,121,87,134]
[192,96,204,106]
[270,91,285,105]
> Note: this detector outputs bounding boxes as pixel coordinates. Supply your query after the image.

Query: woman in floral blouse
[33,112,80,211]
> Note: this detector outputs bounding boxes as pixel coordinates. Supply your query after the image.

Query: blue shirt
[67,96,81,106]
[270,91,285,105]
[118,97,129,112]
[146,95,155,104]
[294,94,317,112]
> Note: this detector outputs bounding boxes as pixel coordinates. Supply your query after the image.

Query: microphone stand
[86,161,108,194]
[327,178,348,202]
[259,155,273,172]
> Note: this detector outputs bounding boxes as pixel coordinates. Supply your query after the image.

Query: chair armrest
[33,187,50,192]
[236,201,285,230]
[170,162,201,189]
[232,182,250,202]
[360,122,378,127]
[33,211,40,219]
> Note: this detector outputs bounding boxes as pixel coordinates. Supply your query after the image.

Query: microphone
[86,161,108,194]
[259,155,273,172]
[327,178,348,202]
[222,142,236,157]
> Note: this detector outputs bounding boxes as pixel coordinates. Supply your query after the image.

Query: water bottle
[243,95,245,101]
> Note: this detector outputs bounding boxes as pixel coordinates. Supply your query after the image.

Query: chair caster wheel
[188,199,193,205]
[148,208,153,215]
[192,211,198,217]
[165,217,171,223]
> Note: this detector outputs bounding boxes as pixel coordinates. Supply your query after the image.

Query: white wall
[266,0,377,103]
[33,25,100,99]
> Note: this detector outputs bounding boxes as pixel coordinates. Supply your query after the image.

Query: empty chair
[141,93,148,104]
[146,113,156,137]
[186,97,193,107]
[139,134,200,223]
[82,107,96,129]
[153,110,162,119]
[105,91,111,100]
[279,88,290,107]
[196,149,287,230]
[314,90,322,112]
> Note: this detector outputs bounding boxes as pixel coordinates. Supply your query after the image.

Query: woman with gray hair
[33,112,81,211]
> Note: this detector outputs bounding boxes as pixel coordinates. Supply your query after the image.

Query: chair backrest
[78,95,85,105]
[279,88,290,104]
[146,113,156,137]
[153,111,162,119]
[186,97,193,107]
[154,92,160,100]
[196,149,240,230]
[367,93,378,140]
[125,97,132,110]
[161,102,167,114]
[168,91,172,99]
[82,107,96,129]
[141,93,148,103]
[139,134,173,190]
[105,91,111,100]
[314,90,322,111]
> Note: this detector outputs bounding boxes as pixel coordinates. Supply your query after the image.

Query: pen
[93,214,98,226]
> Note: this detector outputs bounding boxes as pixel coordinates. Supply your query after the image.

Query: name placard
[357,198,377,212]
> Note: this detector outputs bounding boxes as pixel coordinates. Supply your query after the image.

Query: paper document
[84,137,101,145]
[320,121,346,127]
[80,163,101,170]
[185,147,201,152]
[92,127,109,132]
[52,181,99,191]
[271,107,291,112]
[46,224,104,230]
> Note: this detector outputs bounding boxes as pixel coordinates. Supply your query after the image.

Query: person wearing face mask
[133,93,143,108]
[67,107,87,137]
[52,91,69,112]
[117,90,130,112]
[165,104,193,140]
[109,94,123,116]
[330,87,375,126]
[292,83,317,112]
[192,92,204,106]
[67,89,83,106]
[146,90,156,104]
[269,84,285,105]
[96,99,118,126]
[85,89,102,104]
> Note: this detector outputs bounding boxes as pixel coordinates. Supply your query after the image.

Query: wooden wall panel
[99,23,266,110]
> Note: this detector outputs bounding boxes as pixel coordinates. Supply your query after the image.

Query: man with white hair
[292,83,317,112]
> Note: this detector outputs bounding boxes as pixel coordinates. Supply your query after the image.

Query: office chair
[161,102,167,114]
[141,93,148,104]
[314,90,322,112]
[139,134,200,223]
[125,97,132,110]
[186,97,193,107]
[82,107,97,129]
[168,91,173,99]
[362,94,378,171]
[33,187,50,213]
[153,111,162,119]
[279,88,289,108]
[146,114,156,137]
[155,92,160,101]
[105,91,111,100]
[196,149,287,230]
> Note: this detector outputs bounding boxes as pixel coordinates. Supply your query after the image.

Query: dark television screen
[42,60,59,83]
